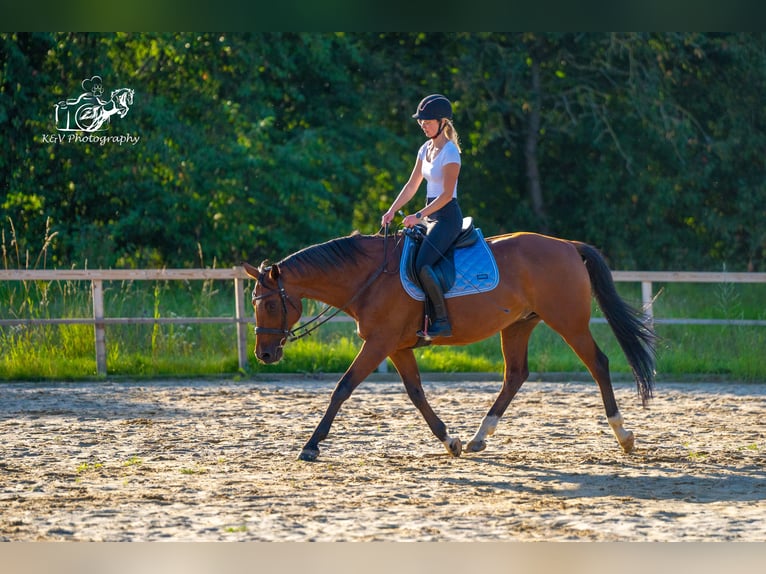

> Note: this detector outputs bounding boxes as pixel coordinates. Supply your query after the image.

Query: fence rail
[0,268,252,376]
[1,268,765,376]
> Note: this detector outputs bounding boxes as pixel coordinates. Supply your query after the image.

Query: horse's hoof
[620,431,635,454]
[444,437,462,457]
[298,447,319,462]
[466,439,486,453]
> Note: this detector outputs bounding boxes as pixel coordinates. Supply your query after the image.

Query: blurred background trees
[2,32,764,271]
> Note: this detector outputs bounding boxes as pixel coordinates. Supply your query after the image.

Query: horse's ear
[242,262,260,279]
[269,265,280,280]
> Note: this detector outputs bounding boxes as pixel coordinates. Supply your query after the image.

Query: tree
[2,33,764,271]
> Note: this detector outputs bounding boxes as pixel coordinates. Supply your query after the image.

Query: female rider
[381,94,463,340]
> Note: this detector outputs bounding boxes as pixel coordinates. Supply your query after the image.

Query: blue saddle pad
[400,228,500,301]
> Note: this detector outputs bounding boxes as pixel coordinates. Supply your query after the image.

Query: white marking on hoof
[466,439,486,453]
[467,415,499,452]
[608,412,635,453]
[620,431,635,453]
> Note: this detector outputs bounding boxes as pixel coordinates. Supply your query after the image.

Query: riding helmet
[412,94,453,120]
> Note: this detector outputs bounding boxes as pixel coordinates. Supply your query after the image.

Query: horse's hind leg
[466,319,539,453]
[389,349,462,457]
[556,329,635,453]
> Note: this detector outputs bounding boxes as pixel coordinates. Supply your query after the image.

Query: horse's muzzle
[255,345,283,365]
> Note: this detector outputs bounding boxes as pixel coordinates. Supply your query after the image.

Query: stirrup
[417,318,452,340]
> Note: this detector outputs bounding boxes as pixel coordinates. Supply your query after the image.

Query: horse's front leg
[298,341,386,461]
[389,349,462,457]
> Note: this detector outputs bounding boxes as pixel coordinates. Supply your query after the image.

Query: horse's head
[111,88,134,117]
[243,261,303,364]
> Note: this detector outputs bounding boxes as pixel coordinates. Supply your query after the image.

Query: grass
[1,220,764,381]
[1,278,764,381]
[76,461,103,474]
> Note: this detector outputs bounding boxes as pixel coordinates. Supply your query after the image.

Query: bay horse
[243,230,656,462]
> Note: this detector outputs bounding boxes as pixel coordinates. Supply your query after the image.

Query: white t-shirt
[417,139,460,200]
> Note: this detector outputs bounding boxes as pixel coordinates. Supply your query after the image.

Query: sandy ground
[0,377,763,542]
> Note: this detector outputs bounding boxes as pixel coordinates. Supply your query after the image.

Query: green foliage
[1,33,765,271]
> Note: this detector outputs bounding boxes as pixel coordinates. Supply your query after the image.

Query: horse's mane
[277,231,379,276]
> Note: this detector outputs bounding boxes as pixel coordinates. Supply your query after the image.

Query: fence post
[92,279,107,376]
[641,281,654,323]
[234,275,249,371]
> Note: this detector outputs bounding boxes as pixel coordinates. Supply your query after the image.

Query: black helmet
[412,94,453,120]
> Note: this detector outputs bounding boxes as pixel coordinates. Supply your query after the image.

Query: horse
[243,229,657,462]
[73,88,134,132]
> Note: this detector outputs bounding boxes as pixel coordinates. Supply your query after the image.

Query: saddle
[403,217,480,293]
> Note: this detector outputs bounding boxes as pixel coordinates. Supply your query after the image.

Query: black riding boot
[416,265,452,340]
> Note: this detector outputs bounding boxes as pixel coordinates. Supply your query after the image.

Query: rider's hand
[402,214,418,228]
[381,210,395,227]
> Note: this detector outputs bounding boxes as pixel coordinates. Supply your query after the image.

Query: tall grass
[1,218,241,379]
[1,219,764,381]
[0,279,246,379]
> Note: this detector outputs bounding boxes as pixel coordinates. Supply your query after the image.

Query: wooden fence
[1,268,765,376]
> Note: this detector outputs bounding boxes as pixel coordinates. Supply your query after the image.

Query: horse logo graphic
[55,75,134,132]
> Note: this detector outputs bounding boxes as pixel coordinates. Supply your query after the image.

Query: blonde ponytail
[444,119,461,153]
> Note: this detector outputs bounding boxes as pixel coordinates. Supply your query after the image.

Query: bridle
[252,261,388,344]
[252,268,299,342]
[251,228,400,345]
[253,265,352,343]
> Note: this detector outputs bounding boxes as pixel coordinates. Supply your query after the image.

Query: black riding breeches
[415,198,463,271]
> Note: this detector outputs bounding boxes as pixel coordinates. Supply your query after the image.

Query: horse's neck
[284,265,363,310]
[283,237,388,310]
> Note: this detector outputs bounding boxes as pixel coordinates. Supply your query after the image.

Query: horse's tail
[575,242,657,405]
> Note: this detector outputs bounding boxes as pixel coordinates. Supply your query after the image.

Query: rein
[253,228,400,343]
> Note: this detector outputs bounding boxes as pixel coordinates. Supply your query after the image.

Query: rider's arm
[382,158,424,226]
